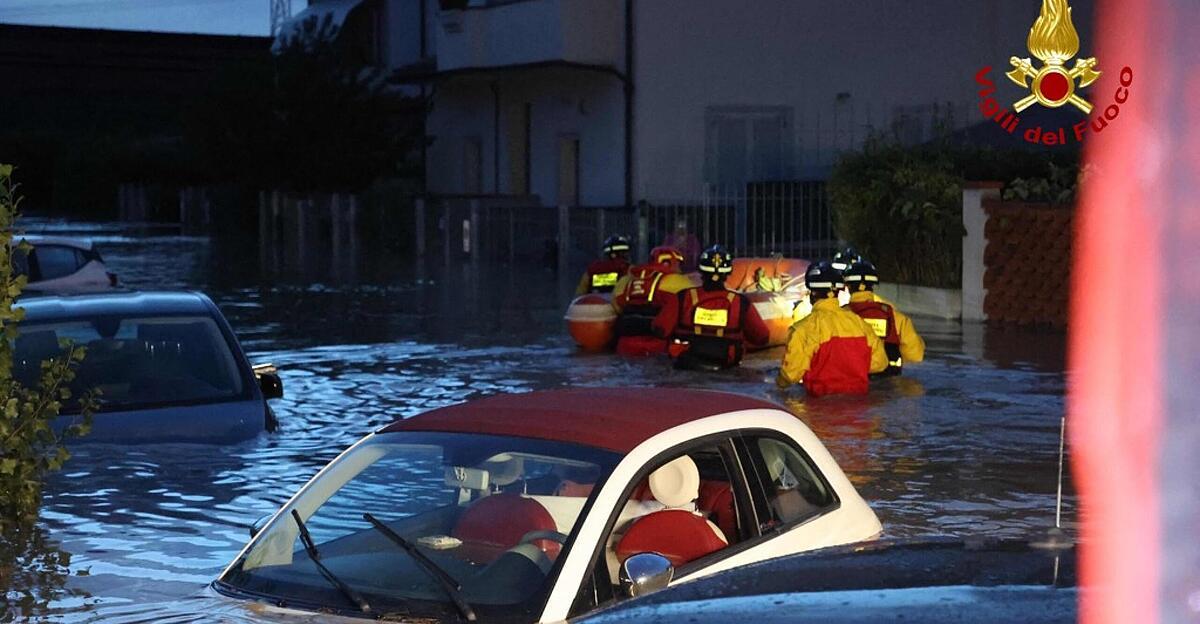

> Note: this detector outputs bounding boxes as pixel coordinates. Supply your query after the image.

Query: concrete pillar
[469,199,481,265]
[962,182,1002,322]
[558,205,570,277]
[415,198,426,256]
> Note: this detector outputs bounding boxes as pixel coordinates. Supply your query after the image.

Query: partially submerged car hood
[58,399,267,444]
[576,537,1077,624]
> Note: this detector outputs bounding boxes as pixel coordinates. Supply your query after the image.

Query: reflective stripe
[844,275,879,282]
[605,243,631,252]
[647,272,663,302]
[889,358,903,367]
[591,272,619,288]
[690,289,702,335]
[698,264,733,274]
[807,281,836,288]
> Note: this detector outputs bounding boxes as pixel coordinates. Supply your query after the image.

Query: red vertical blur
[1070,0,1192,622]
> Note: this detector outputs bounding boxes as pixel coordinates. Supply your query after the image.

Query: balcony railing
[436,0,622,72]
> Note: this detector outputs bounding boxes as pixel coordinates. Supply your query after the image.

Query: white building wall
[426,70,625,206]
[632,0,1096,201]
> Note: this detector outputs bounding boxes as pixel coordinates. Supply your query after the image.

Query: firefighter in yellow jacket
[776,261,887,396]
[842,260,925,376]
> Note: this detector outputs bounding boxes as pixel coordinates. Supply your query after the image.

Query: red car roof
[381,387,787,453]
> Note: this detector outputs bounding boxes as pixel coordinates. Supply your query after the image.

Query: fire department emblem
[1006,0,1100,113]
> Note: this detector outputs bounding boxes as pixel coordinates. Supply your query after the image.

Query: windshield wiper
[291,509,372,614]
[363,512,477,622]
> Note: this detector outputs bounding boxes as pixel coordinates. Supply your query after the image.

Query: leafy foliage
[1003,162,1093,206]
[830,132,1082,287]
[829,137,964,287]
[186,16,427,192]
[0,165,96,531]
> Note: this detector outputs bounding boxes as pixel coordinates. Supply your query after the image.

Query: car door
[561,435,758,620]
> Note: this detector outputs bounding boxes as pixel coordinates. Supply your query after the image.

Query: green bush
[830,136,1080,288]
[829,138,964,287]
[0,165,96,531]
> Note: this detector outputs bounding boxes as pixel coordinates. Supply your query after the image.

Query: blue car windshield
[13,314,245,412]
[220,432,620,620]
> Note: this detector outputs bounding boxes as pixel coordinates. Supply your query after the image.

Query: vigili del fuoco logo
[974,0,1133,146]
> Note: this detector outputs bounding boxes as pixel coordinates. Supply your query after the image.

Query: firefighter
[830,247,861,305]
[576,235,632,295]
[611,246,694,356]
[653,245,770,370]
[776,260,887,396]
[843,260,925,375]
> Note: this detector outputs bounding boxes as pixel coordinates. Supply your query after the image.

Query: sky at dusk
[0,0,271,36]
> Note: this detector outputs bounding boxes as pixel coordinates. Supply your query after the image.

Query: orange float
[565,293,616,352]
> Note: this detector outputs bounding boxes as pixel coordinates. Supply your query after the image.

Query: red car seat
[696,481,737,542]
[452,493,560,563]
[615,456,728,567]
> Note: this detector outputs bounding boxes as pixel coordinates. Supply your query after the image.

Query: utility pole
[270,0,293,36]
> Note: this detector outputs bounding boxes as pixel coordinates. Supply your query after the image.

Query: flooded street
[14,220,1071,622]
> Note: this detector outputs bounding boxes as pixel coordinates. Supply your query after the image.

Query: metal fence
[642,181,834,260]
[415,180,834,274]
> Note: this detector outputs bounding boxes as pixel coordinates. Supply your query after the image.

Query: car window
[13,315,245,411]
[738,435,835,530]
[574,439,742,615]
[33,245,83,280]
[225,432,620,619]
[11,247,30,278]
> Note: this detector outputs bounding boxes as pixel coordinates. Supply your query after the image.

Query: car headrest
[482,454,524,487]
[15,331,62,362]
[648,455,700,508]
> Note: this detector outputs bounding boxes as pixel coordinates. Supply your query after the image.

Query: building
[286,0,1096,208]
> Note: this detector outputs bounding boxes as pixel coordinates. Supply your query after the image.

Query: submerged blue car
[14,291,282,443]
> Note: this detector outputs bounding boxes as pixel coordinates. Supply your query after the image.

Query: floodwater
[5,220,1072,622]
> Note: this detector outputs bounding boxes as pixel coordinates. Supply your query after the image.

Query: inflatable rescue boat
[565,257,812,352]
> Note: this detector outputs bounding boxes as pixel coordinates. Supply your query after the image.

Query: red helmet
[649,246,684,269]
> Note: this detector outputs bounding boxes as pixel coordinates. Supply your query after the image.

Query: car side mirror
[254,363,283,399]
[619,552,674,599]
[249,514,272,538]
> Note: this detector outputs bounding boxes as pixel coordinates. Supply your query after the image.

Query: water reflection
[0,524,89,621]
[11,219,1072,622]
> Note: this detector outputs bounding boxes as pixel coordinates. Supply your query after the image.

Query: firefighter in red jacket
[653,245,770,370]
[842,260,925,375]
[776,261,887,396]
[611,246,694,356]
[576,235,632,295]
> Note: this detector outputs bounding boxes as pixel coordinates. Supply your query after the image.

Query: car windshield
[13,314,245,412]
[220,431,620,619]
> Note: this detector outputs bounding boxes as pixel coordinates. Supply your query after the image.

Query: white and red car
[15,236,118,292]
[213,388,881,622]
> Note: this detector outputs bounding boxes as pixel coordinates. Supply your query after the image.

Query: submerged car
[575,537,1078,624]
[14,291,282,443]
[213,388,881,622]
[14,236,118,292]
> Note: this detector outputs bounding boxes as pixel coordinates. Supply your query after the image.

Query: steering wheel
[519,529,569,546]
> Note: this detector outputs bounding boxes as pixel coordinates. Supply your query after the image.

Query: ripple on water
[17,220,1071,622]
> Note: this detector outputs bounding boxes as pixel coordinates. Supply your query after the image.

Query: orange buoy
[565,294,616,352]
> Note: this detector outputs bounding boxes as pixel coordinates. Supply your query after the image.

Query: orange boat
[565,257,814,352]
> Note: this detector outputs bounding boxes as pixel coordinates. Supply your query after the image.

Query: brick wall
[982,199,1073,327]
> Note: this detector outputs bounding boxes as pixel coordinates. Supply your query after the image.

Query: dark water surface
[6,220,1072,622]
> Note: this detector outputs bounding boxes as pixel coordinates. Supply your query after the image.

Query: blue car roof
[16,290,216,321]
